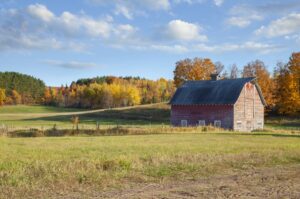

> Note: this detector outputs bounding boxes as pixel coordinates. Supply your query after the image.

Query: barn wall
[233,82,264,132]
[171,105,234,129]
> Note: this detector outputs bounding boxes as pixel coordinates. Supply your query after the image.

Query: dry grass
[0,133,299,198]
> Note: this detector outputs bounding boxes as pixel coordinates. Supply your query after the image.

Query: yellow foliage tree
[11,90,22,104]
[0,88,6,106]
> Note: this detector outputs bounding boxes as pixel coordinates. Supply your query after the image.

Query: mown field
[0,104,299,198]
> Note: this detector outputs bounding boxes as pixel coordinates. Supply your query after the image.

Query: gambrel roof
[170,77,266,105]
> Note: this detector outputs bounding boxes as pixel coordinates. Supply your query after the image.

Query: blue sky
[1,0,300,86]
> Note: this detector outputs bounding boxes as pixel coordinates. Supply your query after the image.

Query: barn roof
[170,77,266,105]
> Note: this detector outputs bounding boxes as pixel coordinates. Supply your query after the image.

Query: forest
[0,52,299,116]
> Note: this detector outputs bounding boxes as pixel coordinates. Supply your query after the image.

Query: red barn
[170,76,266,132]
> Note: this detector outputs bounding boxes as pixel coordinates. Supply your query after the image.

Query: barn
[170,75,266,132]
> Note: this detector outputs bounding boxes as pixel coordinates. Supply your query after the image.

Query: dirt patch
[99,165,300,199]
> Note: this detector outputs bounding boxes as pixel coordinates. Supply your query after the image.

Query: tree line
[43,77,175,109]
[173,52,300,116]
[0,72,45,105]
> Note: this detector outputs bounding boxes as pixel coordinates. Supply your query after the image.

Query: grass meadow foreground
[0,104,299,198]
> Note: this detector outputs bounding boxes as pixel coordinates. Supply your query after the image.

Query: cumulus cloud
[226,4,263,28]
[43,60,98,69]
[255,13,300,37]
[162,19,207,42]
[0,4,138,52]
[27,4,54,22]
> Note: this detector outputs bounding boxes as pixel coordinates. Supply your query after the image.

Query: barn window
[181,120,187,127]
[198,120,205,126]
[214,120,221,128]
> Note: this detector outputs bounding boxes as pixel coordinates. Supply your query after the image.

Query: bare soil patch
[99,165,300,199]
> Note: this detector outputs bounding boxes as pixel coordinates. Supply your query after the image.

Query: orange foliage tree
[174,58,215,87]
[274,53,300,115]
[242,60,275,109]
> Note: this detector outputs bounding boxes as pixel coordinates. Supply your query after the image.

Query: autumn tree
[174,57,215,87]
[11,90,22,104]
[0,88,6,106]
[242,60,275,109]
[274,53,300,115]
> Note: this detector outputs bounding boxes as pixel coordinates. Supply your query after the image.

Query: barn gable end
[233,82,264,131]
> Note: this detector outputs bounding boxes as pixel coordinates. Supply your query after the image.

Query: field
[0,104,300,198]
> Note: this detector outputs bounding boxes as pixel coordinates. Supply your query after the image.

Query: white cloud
[44,60,97,69]
[174,0,223,7]
[214,0,224,7]
[193,41,280,54]
[255,13,300,37]
[114,4,133,20]
[88,0,170,19]
[226,5,263,28]
[162,19,207,42]
[0,4,138,52]
[27,4,54,22]
[124,41,281,54]
[150,44,189,53]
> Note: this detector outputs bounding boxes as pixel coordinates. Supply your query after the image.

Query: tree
[214,61,224,74]
[242,60,275,109]
[0,88,6,106]
[274,53,300,115]
[229,64,239,79]
[11,90,22,104]
[174,58,215,87]
[43,87,52,105]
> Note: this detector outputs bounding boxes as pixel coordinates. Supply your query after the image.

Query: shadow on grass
[23,106,171,126]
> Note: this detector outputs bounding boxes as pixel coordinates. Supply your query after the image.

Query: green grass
[0,133,299,198]
[0,105,84,114]
[0,103,170,129]
[0,104,299,198]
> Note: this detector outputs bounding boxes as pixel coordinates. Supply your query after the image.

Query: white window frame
[198,120,206,126]
[214,120,221,128]
[181,120,187,127]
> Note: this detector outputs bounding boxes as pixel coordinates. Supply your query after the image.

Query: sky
[0,0,300,86]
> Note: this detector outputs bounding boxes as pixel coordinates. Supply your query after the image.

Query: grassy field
[0,103,170,130]
[1,133,300,198]
[0,104,299,198]
[0,105,84,113]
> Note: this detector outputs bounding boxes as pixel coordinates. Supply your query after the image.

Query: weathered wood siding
[171,105,234,128]
[233,82,264,132]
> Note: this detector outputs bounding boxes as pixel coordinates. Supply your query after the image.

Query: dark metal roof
[170,77,266,105]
